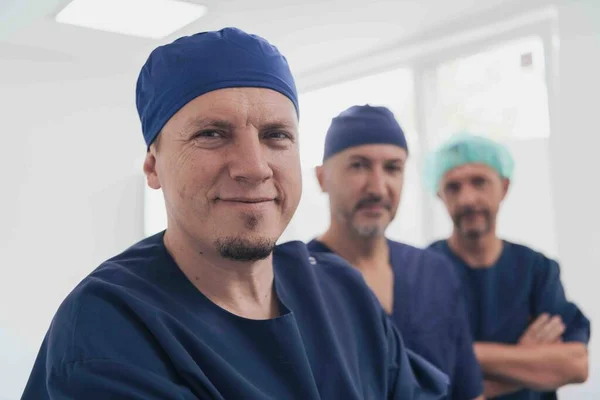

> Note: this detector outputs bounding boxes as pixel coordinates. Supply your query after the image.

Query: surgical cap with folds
[323,105,408,162]
[423,132,515,194]
[136,27,299,147]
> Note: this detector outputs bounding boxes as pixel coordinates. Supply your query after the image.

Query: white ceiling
[0,0,541,83]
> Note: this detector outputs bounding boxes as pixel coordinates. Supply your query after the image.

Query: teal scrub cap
[423,132,514,194]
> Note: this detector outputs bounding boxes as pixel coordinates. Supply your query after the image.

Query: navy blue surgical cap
[323,105,408,162]
[136,27,299,147]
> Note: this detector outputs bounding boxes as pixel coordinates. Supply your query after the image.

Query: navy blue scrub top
[307,239,484,400]
[22,232,449,400]
[428,240,591,400]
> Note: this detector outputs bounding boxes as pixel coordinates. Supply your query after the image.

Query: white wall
[549,1,600,398]
[0,60,145,399]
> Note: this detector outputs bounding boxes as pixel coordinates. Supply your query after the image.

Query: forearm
[483,379,522,398]
[474,342,588,391]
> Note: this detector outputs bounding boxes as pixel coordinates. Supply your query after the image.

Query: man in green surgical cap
[424,132,590,400]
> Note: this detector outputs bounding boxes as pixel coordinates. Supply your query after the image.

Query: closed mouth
[218,198,275,204]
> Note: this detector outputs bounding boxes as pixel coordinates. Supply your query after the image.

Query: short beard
[460,229,486,240]
[453,207,492,240]
[336,209,387,239]
[352,223,384,238]
[214,236,275,262]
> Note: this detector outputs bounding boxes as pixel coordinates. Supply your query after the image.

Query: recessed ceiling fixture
[55,0,208,39]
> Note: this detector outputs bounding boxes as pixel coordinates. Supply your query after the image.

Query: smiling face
[438,163,509,240]
[317,144,408,239]
[143,87,302,261]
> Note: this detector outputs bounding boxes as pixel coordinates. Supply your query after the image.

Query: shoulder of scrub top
[390,239,463,292]
[504,240,591,345]
[274,240,370,289]
[275,240,451,399]
[274,240,400,328]
[425,239,446,251]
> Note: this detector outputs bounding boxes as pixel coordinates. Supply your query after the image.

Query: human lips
[358,203,387,211]
[218,197,276,203]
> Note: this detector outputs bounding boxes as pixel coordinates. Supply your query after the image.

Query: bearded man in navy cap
[307,105,484,400]
[21,29,448,400]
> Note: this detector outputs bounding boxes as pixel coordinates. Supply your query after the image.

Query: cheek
[480,189,501,209]
[444,198,459,214]
[162,153,212,204]
[389,179,404,203]
[288,167,303,209]
[332,181,362,210]
[273,151,302,208]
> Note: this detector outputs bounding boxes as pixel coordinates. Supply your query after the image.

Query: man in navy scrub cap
[21,28,449,400]
[307,105,484,400]
[424,132,590,399]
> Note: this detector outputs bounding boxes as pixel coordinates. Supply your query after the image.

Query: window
[429,36,550,146]
[422,36,558,257]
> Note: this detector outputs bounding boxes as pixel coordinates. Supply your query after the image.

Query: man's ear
[143,149,161,190]
[501,178,511,200]
[315,165,327,193]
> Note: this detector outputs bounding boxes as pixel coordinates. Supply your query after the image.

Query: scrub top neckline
[440,239,508,272]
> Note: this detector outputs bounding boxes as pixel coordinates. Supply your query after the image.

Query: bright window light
[56,0,208,39]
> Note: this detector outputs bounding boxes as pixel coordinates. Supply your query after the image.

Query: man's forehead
[338,144,408,161]
[174,88,298,129]
[442,163,500,181]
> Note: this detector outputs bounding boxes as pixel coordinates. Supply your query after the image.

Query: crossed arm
[476,314,589,398]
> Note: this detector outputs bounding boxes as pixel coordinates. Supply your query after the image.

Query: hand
[519,313,565,346]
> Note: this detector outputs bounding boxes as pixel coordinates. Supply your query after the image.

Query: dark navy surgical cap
[323,105,408,162]
[136,27,299,147]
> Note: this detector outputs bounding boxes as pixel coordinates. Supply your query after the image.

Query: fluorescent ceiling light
[55,0,208,39]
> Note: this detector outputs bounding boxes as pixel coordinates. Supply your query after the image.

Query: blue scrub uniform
[429,240,591,400]
[22,232,448,400]
[307,239,484,400]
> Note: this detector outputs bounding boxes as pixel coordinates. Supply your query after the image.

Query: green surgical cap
[423,132,515,194]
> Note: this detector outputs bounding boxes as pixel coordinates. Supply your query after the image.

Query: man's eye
[446,184,460,193]
[194,130,222,138]
[386,165,403,173]
[265,131,291,140]
[472,178,486,188]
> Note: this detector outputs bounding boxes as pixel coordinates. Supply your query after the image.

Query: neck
[319,221,389,270]
[163,226,279,320]
[448,230,503,268]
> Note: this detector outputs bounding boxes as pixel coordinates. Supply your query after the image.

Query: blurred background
[1,0,598,398]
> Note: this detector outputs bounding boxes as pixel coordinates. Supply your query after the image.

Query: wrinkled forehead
[441,163,501,183]
[329,143,408,164]
[163,87,298,134]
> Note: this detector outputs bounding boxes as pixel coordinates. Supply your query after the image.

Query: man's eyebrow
[385,158,406,165]
[183,118,297,132]
[184,118,235,131]
[347,156,405,164]
[261,121,297,131]
[348,155,372,163]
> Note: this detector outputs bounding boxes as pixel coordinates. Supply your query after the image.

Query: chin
[460,228,486,240]
[214,235,276,262]
[353,224,385,238]
[221,225,282,243]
